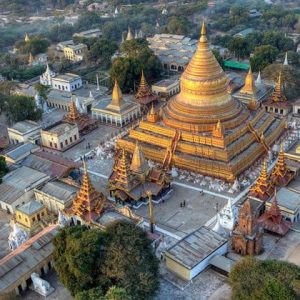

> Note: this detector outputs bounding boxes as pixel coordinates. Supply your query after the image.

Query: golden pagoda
[63,97,97,135]
[147,103,160,123]
[109,148,170,202]
[135,71,157,105]
[126,27,133,41]
[28,52,34,65]
[270,145,294,186]
[66,161,109,223]
[264,71,292,116]
[25,33,30,43]
[116,22,286,181]
[249,160,275,201]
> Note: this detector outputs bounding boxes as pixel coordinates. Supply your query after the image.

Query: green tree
[53,221,159,299]
[87,39,118,67]
[53,226,108,296]
[47,24,74,43]
[250,45,279,72]
[104,221,159,300]
[110,39,162,92]
[0,156,9,183]
[16,36,50,55]
[228,37,250,60]
[5,95,42,123]
[229,257,300,300]
[166,16,190,35]
[76,12,102,31]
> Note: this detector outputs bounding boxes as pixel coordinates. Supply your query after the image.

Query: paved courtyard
[134,185,227,235]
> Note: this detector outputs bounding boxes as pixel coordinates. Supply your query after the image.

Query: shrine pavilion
[257,189,291,236]
[108,144,170,202]
[66,161,113,225]
[264,72,292,116]
[63,97,97,135]
[135,71,158,107]
[91,80,141,127]
[116,23,285,181]
[249,160,275,201]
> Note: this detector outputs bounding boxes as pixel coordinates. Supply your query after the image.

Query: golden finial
[25,33,30,43]
[240,66,255,95]
[201,21,206,36]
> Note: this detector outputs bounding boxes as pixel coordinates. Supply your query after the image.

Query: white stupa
[219,198,238,231]
[212,213,227,237]
[58,210,69,227]
[8,223,29,250]
[40,64,55,86]
[284,52,288,66]
[255,71,262,85]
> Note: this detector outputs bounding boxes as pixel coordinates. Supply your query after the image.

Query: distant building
[265,187,300,223]
[87,2,108,11]
[4,143,40,164]
[41,123,80,151]
[56,40,74,52]
[73,28,102,39]
[63,43,87,62]
[21,150,81,179]
[248,9,262,18]
[15,200,49,236]
[151,78,180,100]
[91,80,141,127]
[7,120,41,145]
[292,98,300,115]
[51,73,82,92]
[34,180,79,214]
[0,225,58,296]
[147,34,197,72]
[0,166,49,214]
[165,226,228,281]
[234,28,254,38]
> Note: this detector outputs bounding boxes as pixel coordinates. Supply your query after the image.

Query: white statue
[58,210,69,227]
[170,167,178,178]
[8,223,29,250]
[31,273,54,296]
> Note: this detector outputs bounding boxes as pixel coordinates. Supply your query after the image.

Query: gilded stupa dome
[163,23,246,131]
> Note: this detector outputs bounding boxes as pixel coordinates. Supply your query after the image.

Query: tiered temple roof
[135,71,157,105]
[264,72,291,111]
[257,189,291,236]
[116,22,285,181]
[66,161,109,223]
[109,147,170,202]
[270,145,294,186]
[249,160,275,201]
[63,97,97,134]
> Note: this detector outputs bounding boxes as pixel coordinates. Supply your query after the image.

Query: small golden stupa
[117,23,286,181]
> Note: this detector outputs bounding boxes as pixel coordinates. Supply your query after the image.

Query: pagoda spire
[126,27,133,41]
[28,52,34,65]
[70,159,105,222]
[240,67,255,95]
[135,70,154,101]
[115,149,133,188]
[131,141,148,175]
[283,52,288,66]
[269,188,281,217]
[67,96,80,121]
[270,144,294,186]
[25,33,30,43]
[107,80,124,111]
[256,71,262,85]
[249,159,275,201]
[271,71,287,102]
[147,102,159,123]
